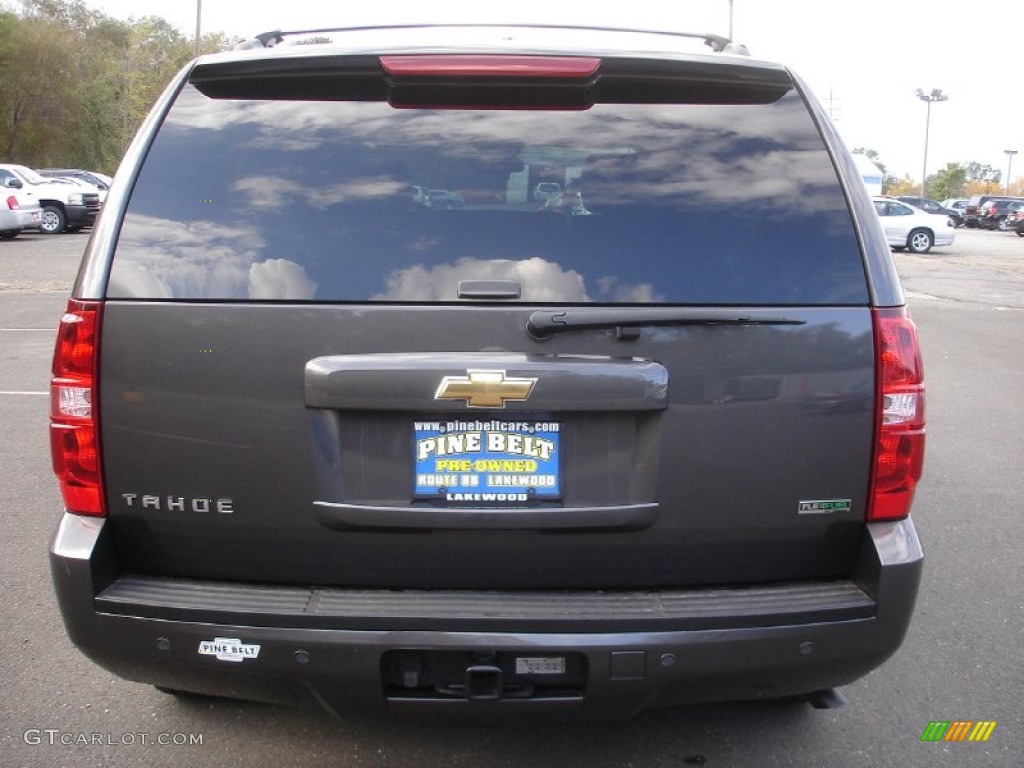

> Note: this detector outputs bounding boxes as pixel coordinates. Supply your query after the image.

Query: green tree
[117,17,192,149]
[0,10,22,156]
[964,178,1002,196]
[926,163,968,202]
[200,31,239,55]
[0,11,80,162]
[0,0,205,171]
[886,176,917,196]
[21,0,99,28]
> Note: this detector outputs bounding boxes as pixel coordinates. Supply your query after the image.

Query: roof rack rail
[233,24,749,55]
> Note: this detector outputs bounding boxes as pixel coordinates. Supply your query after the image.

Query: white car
[0,164,102,234]
[871,196,955,254]
[38,169,113,203]
[0,181,43,239]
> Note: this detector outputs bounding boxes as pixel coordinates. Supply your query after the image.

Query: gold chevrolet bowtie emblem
[435,370,537,408]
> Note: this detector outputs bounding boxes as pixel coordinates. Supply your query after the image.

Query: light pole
[915,88,948,199]
[1005,150,1018,195]
[194,0,202,58]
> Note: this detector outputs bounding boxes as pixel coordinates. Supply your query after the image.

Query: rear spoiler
[190,53,792,107]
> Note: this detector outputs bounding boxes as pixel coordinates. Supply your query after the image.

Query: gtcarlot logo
[920,721,997,742]
[24,730,203,746]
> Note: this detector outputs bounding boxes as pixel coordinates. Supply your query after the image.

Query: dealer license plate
[413,419,561,503]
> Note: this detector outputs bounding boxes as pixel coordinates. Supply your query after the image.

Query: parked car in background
[872,196,955,253]
[426,188,464,209]
[0,164,101,234]
[940,198,968,214]
[0,181,43,239]
[977,198,1024,230]
[962,195,1024,228]
[1002,205,1024,236]
[896,195,963,227]
[38,168,113,203]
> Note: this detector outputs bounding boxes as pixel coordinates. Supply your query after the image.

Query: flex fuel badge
[198,637,260,662]
[798,499,852,514]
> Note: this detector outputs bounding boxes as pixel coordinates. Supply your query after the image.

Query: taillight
[868,307,925,521]
[380,55,601,78]
[379,55,601,110]
[50,300,105,516]
[5,195,18,210]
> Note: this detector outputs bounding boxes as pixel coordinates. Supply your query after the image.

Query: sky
[76,0,1024,185]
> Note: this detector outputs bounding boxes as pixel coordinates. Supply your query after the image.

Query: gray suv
[49,25,925,721]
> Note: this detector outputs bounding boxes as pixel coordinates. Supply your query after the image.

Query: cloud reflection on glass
[109,84,865,305]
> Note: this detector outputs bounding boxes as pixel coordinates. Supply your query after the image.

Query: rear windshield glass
[108,81,867,304]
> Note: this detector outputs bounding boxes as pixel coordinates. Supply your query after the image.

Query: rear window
[108,78,867,304]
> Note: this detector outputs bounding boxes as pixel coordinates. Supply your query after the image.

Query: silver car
[872,196,955,254]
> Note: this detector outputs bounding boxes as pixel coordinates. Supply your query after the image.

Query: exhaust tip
[805,688,847,709]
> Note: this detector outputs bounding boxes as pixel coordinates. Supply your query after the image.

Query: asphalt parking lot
[0,227,1021,767]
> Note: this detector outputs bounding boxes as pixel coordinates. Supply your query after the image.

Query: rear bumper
[50,513,922,721]
[0,208,42,231]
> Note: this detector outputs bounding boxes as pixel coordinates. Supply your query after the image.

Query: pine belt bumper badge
[198,637,261,662]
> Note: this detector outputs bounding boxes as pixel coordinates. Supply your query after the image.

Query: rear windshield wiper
[527,308,806,338]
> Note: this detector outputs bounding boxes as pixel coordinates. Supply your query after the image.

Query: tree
[200,31,239,55]
[0,11,81,162]
[926,163,968,202]
[886,176,917,196]
[117,17,192,149]
[21,0,99,28]
[0,0,202,170]
[964,178,1002,196]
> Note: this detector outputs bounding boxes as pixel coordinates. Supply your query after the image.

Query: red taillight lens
[869,307,925,521]
[380,55,601,78]
[50,300,105,516]
[379,54,601,110]
[5,195,18,210]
